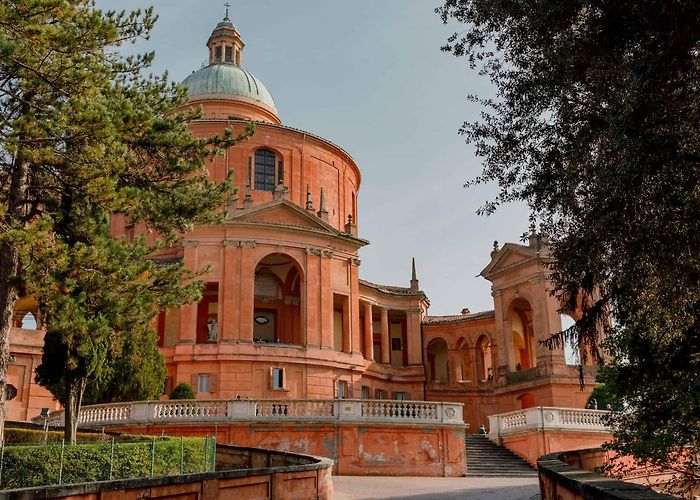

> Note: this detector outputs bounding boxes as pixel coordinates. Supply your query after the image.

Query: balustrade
[488,406,611,441]
[33,399,464,429]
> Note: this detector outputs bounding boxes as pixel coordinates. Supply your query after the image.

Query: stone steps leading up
[465,434,539,477]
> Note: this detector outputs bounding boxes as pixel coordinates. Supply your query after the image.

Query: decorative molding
[238,240,256,248]
[306,247,322,256]
[223,239,238,247]
[350,257,361,267]
[321,250,334,259]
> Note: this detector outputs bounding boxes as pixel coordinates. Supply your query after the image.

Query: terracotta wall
[3,445,333,500]
[110,422,467,477]
[501,429,611,466]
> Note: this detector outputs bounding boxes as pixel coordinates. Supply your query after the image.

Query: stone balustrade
[488,406,610,441]
[36,398,464,429]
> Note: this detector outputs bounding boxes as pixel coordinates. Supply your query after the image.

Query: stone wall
[537,448,675,500]
[0,444,333,500]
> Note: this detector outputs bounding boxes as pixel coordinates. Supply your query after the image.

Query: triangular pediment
[480,243,539,279]
[228,198,339,234]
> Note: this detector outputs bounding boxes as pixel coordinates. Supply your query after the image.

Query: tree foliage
[0,0,252,442]
[438,0,700,491]
[169,382,195,400]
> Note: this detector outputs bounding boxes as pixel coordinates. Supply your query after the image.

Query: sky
[96,0,531,315]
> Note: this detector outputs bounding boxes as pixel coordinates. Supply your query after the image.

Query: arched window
[20,312,37,330]
[254,149,276,192]
[426,339,449,383]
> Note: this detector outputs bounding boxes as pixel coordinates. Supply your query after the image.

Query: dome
[182,63,278,116]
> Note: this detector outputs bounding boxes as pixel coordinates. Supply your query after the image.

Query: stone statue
[207,315,218,342]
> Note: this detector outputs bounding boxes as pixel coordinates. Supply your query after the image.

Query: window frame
[254,149,277,192]
[197,374,210,394]
[271,367,285,390]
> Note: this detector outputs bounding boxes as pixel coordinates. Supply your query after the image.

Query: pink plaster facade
[8,16,596,450]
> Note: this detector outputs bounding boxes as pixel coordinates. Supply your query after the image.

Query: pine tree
[0,1,252,442]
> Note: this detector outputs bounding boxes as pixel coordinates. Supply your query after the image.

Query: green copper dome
[182,63,277,114]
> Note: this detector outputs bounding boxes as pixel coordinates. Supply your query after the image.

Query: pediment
[228,198,338,234]
[480,243,539,279]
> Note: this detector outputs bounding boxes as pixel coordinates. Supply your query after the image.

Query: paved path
[332,476,540,500]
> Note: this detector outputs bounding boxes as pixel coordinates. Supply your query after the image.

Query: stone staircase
[465,434,539,477]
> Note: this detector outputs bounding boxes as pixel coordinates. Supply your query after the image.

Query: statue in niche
[207,314,218,342]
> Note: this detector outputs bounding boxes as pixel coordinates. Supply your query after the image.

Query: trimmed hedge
[0,437,215,490]
[4,428,125,445]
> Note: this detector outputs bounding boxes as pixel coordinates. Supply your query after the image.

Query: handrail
[34,398,465,429]
[488,406,611,441]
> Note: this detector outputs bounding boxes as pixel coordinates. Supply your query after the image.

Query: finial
[410,257,419,291]
[493,240,499,252]
[317,187,329,221]
[224,2,231,20]
[306,184,314,211]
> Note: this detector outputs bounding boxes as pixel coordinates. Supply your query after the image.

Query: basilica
[7,14,595,433]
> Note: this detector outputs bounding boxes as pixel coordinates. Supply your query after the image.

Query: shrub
[170,382,195,400]
[0,437,215,490]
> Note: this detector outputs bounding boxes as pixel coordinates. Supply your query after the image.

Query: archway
[457,339,471,382]
[426,338,448,383]
[475,335,492,381]
[254,253,302,345]
[509,299,536,370]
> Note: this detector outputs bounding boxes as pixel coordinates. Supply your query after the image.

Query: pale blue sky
[97,0,530,315]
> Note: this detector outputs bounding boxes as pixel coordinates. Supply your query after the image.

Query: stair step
[465,434,537,477]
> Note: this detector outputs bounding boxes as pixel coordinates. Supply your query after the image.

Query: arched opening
[20,312,37,330]
[254,253,302,345]
[560,314,580,365]
[196,283,219,344]
[510,299,536,370]
[457,338,471,382]
[475,335,493,382]
[426,338,449,383]
[518,393,536,409]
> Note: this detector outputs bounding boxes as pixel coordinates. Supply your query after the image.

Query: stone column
[406,309,422,365]
[305,249,321,347]
[349,258,362,354]
[320,251,334,349]
[221,240,239,342]
[238,241,256,342]
[380,308,390,364]
[178,241,198,343]
[363,302,374,361]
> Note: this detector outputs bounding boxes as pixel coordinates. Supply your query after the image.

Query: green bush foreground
[0,437,215,490]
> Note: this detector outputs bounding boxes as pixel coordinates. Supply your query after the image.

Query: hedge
[3,428,141,445]
[0,437,215,490]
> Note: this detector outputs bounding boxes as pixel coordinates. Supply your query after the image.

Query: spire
[410,257,419,291]
[317,187,329,221]
[207,5,245,65]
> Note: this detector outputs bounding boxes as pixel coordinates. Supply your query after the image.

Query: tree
[438,0,700,491]
[170,383,195,401]
[0,1,252,442]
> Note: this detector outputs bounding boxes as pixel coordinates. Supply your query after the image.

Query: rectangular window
[337,380,348,399]
[225,46,233,62]
[197,374,210,393]
[375,389,385,400]
[271,367,284,389]
[215,46,222,61]
[393,392,407,401]
[361,386,370,399]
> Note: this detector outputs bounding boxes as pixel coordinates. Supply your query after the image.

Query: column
[221,240,239,341]
[406,309,422,365]
[320,251,334,348]
[349,258,362,354]
[363,302,373,361]
[238,241,256,342]
[178,242,198,343]
[305,249,321,347]
[380,308,390,364]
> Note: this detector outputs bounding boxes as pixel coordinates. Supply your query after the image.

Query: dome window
[254,149,276,192]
